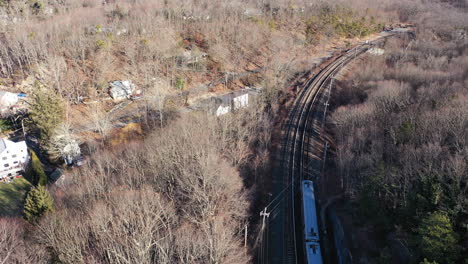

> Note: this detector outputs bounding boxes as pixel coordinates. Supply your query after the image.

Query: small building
[0,138,29,182]
[233,92,248,109]
[212,90,249,116]
[213,96,232,116]
[109,80,136,101]
[0,91,18,110]
[48,168,63,182]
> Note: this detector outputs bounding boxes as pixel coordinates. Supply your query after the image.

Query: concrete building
[189,87,262,116]
[0,138,29,181]
[212,90,249,116]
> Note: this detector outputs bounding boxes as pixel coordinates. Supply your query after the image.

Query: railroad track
[265,41,378,264]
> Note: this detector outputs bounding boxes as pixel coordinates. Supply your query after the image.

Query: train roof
[305,242,323,264]
[302,180,320,242]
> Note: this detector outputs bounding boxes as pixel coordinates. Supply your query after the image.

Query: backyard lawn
[0,177,31,216]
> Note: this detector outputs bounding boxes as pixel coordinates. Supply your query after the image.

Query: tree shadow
[0,180,31,217]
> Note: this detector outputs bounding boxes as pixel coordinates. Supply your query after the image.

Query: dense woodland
[331,2,467,263]
[0,0,466,263]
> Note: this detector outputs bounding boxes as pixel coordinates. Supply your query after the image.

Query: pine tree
[30,150,48,186]
[24,185,54,223]
[418,211,460,264]
[29,85,65,143]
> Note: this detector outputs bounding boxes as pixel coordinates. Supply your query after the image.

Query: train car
[302,180,320,242]
[305,241,323,264]
[302,180,323,264]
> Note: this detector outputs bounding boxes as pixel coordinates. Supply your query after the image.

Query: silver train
[301,180,323,264]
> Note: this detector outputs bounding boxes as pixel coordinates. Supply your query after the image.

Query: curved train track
[265,42,378,264]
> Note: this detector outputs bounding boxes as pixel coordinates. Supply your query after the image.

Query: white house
[109,80,136,101]
[0,138,29,181]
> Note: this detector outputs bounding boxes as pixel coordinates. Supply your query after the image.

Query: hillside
[0,0,466,263]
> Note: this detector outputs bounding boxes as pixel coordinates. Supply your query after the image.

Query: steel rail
[278,48,354,263]
[283,53,344,262]
[267,39,381,263]
[289,44,372,263]
[300,45,370,182]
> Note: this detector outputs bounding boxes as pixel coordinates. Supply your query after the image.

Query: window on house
[21,150,24,152]
[4,163,9,167]
[1,157,6,160]
[12,154,17,158]
[13,161,18,164]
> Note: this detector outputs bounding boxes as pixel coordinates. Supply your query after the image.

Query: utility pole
[260,207,270,231]
[322,77,333,128]
[225,72,228,88]
[259,208,270,264]
[321,142,329,195]
[320,76,333,195]
[244,224,248,247]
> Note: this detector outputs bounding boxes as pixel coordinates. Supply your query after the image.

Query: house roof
[0,139,6,154]
[0,138,27,155]
[109,81,136,99]
[217,90,249,104]
[110,81,134,93]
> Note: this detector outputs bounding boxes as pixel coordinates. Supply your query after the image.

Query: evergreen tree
[30,150,48,186]
[23,185,53,223]
[418,211,460,264]
[29,85,65,142]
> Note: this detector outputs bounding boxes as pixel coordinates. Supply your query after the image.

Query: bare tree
[90,105,112,138]
[46,123,81,163]
[0,218,48,263]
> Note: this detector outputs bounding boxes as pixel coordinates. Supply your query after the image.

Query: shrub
[95,39,108,50]
[29,150,48,186]
[175,77,185,90]
[24,185,53,223]
[0,119,13,132]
